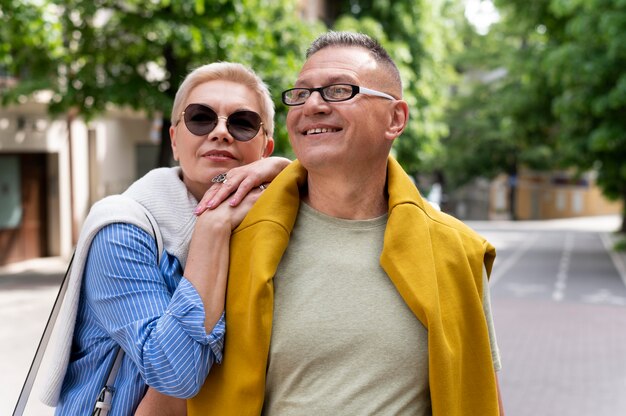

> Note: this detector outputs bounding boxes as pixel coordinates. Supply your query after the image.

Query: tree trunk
[157,117,173,167]
[158,42,185,168]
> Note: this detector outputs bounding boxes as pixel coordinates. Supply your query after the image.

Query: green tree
[445,0,625,228]
[1,0,323,164]
[0,1,63,96]
[443,6,560,218]
[545,0,626,231]
[490,0,626,230]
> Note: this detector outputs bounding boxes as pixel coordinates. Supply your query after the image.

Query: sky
[465,0,500,34]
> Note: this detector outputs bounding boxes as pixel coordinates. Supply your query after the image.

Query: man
[189,31,504,415]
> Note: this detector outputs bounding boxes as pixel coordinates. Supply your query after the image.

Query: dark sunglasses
[177,103,264,142]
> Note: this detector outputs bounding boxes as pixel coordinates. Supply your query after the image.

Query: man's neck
[303,167,388,220]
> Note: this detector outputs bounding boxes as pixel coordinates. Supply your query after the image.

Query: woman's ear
[384,100,409,141]
[262,137,275,158]
[169,125,180,161]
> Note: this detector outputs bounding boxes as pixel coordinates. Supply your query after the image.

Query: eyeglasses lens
[228,111,262,142]
[183,104,262,141]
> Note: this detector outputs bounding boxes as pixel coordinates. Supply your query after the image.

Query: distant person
[427,182,443,211]
[187,31,504,416]
[39,62,290,415]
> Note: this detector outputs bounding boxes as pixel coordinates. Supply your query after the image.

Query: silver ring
[211,173,228,184]
[259,184,267,191]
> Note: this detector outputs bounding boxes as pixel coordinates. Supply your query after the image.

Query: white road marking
[505,282,549,297]
[552,233,574,301]
[582,289,626,306]
[489,232,539,285]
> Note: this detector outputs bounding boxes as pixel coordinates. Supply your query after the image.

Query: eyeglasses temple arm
[358,86,395,101]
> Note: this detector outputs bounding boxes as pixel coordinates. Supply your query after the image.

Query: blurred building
[489,169,622,221]
[448,169,622,221]
[0,92,159,265]
[445,178,492,220]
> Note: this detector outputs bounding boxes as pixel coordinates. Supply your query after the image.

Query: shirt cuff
[164,277,225,362]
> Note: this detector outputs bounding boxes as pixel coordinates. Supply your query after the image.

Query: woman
[41,62,289,415]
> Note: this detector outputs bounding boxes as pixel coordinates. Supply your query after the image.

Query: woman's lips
[203,150,235,160]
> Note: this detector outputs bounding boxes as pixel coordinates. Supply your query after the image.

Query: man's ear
[384,100,409,141]
[262,137,275,157]
[170,125,179,161]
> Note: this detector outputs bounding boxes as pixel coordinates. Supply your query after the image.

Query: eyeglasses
[281,83,395,106]
[176,103,264,142]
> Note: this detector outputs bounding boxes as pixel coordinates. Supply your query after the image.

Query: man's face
[286,46,396,173]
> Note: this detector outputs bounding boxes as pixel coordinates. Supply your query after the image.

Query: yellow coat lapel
[381,158,498,415]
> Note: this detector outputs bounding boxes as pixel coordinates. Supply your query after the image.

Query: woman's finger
[207,174,241,207]
[194,172,239,215]
[194,186,218,215]
[196,157,287,214]
[226,176,261,207]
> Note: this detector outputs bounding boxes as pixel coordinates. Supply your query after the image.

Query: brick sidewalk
[494,297,626,415]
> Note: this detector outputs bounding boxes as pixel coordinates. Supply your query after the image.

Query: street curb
[601,232,626,288]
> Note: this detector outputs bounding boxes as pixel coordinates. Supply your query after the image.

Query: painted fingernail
[194,205,203,215]
[207,200,215,209]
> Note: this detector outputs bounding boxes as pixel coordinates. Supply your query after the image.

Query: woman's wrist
[198,210,234,232]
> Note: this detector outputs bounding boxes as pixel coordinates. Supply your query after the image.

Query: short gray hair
[171,62,275,138]
[306,31,401,91]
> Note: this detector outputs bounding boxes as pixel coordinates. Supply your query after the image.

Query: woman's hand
[196,185,263,232]
[195,156,290,215]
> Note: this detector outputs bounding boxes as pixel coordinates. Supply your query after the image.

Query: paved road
[469,216,626,416]
[1,215,625,415]
[0,258,64,416]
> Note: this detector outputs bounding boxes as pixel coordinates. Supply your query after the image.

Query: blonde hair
[171,62,275,138]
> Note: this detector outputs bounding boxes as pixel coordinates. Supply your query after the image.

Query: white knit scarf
[39,167,198,406]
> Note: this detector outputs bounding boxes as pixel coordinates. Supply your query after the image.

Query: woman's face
[170,79,274,201]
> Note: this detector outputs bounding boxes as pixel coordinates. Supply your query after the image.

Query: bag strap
[92,346,124,416]
[13,201,164,416]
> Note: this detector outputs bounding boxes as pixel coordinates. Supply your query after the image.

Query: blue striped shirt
[56,223,225,415]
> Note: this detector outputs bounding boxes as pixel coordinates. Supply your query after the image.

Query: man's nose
[302,91,330,115]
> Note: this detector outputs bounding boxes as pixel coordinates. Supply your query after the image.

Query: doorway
[0,153,48,265]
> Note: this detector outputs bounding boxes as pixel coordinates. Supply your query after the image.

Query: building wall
[0,101,153,264]
[489,171,622,220]
[0,103,71,260]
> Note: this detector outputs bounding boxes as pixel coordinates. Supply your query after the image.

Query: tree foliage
[545,0,626,199]
[446,0,626,228]
[443,8,559,189]
[0,0,323,162]
[0,1,63,97]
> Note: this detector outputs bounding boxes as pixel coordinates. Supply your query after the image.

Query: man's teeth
[306,127,337,135]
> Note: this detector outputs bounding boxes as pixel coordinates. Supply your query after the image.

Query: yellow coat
[189,157,498,415]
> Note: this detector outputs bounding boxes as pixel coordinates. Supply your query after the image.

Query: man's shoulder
[397,199,487,245]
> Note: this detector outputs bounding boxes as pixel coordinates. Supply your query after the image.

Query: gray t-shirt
[263,203,500,415]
